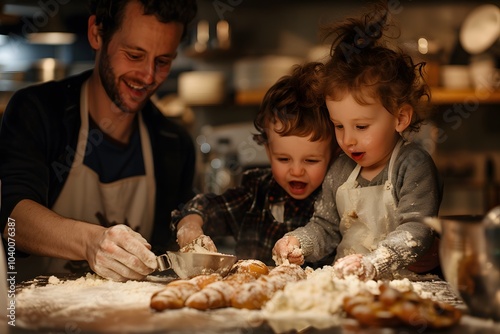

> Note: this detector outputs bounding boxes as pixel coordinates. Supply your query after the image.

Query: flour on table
[15,268,462,333]
[263,265,462,332]
[16,273,262,333]
[17,273,165,323]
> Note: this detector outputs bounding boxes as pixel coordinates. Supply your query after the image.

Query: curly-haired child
[273,5,441,280]
[171,62,339,266]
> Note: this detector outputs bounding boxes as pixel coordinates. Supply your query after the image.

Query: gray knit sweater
[286,142,442,278]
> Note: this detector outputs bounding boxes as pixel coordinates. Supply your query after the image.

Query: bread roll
[229,259,269,278]
[185,273,256,310]
[150,273,221,311]
[344,282,462,328]
[185,259,269,310]
[230,264,306,310]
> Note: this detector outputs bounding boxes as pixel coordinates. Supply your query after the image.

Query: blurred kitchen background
[0,0,499,216]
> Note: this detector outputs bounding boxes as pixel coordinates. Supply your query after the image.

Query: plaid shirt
[171,168,326,266]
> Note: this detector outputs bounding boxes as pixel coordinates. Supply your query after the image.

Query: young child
[171,62,339,266]
[273,6,441,280]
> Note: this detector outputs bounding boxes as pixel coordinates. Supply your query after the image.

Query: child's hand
[176,215,205,248]
[333,254,376,281]
[272,236,304,265]
[180,235,217,253]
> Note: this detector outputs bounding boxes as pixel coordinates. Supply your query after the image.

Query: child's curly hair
[253,62,337,157]
[321,3,431,133]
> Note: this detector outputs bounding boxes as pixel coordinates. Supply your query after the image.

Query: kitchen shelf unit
[430,88,500,105]
[235,88,500,106]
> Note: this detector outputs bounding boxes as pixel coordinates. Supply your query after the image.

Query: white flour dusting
[15,267,462,333]
[17,273,165,320]
[263,266,463,332]
[16,273,262,333]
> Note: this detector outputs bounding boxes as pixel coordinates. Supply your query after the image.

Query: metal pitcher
[423,208,500,320]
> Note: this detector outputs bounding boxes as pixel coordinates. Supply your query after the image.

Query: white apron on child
[20,80,156,277]
[335,140,404,258]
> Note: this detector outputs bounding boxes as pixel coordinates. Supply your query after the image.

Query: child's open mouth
[289,181,308,196]
[351,152,365,161]
[289,181,306,190]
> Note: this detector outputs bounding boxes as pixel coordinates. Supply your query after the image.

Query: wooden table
[8,273,500,334]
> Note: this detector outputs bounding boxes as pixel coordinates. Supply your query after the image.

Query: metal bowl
[426,215,500,320]
[157,251,237,279]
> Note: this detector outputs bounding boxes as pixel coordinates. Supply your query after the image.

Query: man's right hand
[10,200,157,282]
[87,225,158,281]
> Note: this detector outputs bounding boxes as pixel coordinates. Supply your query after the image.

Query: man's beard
[98,48,150,114]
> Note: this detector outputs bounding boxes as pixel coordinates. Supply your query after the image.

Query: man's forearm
[7,199,103,261]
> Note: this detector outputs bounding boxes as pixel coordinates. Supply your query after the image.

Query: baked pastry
[343,285,401,327]
[230,264,307,310]
[228,259,270,278]
[150,273,221,311]
[185,272,256,310]
[343,282,462,328]
[185,259,269,310]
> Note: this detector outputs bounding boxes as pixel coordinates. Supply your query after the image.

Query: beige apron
[335,140,403,258]
[52,79,156,237]
[21,80,156,277]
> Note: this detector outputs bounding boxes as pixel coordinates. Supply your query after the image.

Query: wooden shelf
[430,88,500,105]
[235,89,267,106]
[235,88,500,106]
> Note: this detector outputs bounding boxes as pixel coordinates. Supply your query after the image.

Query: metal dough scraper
[156,251,237,279]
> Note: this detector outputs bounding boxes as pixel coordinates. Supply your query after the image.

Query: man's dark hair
[89,0,197,44]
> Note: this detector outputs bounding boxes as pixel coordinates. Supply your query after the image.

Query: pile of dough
[231,264,307,310]
[179,235,217,253]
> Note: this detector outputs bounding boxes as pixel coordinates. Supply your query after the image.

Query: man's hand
[272,235,304,265]
[86,225,158,281]
[333,254,377,281]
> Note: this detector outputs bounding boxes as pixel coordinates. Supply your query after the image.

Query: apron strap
[137,111,156,240]
[387,138,405,182]
[74,79,90,166]
[346,164,362,183]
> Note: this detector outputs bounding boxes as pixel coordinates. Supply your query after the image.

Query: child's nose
[343,130,356,146]
[290,163,305,176]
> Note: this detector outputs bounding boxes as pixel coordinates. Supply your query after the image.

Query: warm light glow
[27,32,76,45]
[216,20,230,49]
[418,37,429,55]
[194,20,209,53]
